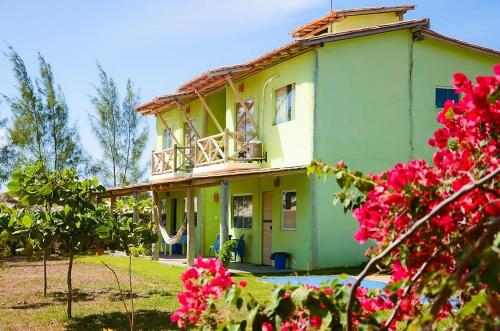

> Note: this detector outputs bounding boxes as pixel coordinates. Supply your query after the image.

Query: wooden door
[262,192,273,265]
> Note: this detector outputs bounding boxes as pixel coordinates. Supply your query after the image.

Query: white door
[262,192,273,265]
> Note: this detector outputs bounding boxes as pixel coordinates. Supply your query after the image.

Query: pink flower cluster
[171,257,235,328]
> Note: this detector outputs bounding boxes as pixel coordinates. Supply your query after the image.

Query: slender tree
[121,79,148,184]
[2,47,86,173]
[37,54,86,171]
[89,63,147,187]
[3,46,47,167]
[0,106,13,182]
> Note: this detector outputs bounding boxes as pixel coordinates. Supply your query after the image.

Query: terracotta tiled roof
[290,5,415,38]
[101,166,307,197]
[136,41,309,114]
[136,7,499,115]
[301,18,429,45]
[421,29,500,57]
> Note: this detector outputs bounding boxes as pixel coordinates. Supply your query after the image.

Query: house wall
[225,173,312,270]
[331,12,400,33]
[225,51,315,168]
[314,30,413,268]
[411,37,499,160]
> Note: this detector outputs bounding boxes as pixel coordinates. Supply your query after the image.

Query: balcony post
[173,144,178,173]
[220,180,229,248]
[186,188,195,266]
[151,150,154,175]
[224,128,230,163]
[151,191,161,261]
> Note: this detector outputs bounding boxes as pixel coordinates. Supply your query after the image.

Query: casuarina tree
[2,47,87,174]
[89,63,148,187]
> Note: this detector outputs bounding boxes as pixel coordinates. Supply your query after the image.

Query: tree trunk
[67,250,74,319]
[43,250,47,296]
[129,254,134,331]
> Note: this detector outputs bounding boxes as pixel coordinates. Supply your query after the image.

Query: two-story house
[105,5,499,270]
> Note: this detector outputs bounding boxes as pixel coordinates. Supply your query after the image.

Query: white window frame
[232,193,253,229]
[273,83,296,125]
[281,190,297,231]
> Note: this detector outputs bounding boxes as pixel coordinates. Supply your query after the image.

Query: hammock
[159,217,187,245]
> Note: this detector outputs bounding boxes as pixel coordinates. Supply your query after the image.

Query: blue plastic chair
[208,233,220,256]
[232,235,245,262]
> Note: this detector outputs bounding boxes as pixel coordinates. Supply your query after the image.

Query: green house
[106,5,499,270]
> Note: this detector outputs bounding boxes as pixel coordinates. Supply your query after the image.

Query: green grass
[0,255,274,331]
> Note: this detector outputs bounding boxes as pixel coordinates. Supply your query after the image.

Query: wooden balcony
[151,129,265,177]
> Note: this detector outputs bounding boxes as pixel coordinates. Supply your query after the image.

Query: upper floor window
[435,87,459,108]
[163,129,173,149]
[233,194,252,229]
[281,191,296,230]
[275,84,295,124]
[236,98,256,145]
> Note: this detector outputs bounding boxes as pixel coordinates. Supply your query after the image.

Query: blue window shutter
[435,88,459,108]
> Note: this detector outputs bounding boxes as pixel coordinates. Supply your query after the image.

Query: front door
[262,191,273,265]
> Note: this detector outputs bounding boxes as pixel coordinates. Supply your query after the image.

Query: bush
[218,240,237,268]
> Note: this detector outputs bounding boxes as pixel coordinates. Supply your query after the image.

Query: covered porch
[100,166,307,268]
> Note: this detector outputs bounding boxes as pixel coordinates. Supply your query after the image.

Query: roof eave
[300,19,430,46]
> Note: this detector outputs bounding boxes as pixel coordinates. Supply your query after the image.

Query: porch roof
[100,166,307,198]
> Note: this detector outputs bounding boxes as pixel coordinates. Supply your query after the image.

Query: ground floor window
[233,195,253,229]
[281,191,296,230]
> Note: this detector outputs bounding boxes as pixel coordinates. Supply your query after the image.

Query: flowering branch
[345,167,500,331]
[384,248,441,328]
[422,215,500,330]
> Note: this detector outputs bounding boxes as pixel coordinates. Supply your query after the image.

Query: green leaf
[96,225,110,238]
[38,184,52,196]
[291,287,311,306]
[22,214,32,228]
[6,179,21,193]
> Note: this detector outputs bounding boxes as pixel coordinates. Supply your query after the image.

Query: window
[160,199,167,227]
[435,87,459,108]
[281,191,296,230]
[233,195,252,229]
[236,98,256,146]
[275,84,295,124]
[163,129,173,149]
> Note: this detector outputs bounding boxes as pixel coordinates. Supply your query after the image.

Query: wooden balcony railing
[194,129,248,166]
[152,129,264,176]
[152,147,175,175]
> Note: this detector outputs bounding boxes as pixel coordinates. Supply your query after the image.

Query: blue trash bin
[271,252,290,269]
[172,244,182,255]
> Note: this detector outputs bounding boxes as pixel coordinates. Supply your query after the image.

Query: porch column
[186,188,196,266]
[220,180,229,248]
[151,191,161,261]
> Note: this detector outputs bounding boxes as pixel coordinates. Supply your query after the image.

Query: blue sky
[0,0,499,172]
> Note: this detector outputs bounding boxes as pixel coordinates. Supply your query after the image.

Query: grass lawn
[0,255,274,331]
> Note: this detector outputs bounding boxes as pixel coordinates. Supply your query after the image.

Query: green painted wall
[225,52,315,168]
[332,13,400,33]
[315,30,413,268]
[411,38,499,160]
[225,174,312,269]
